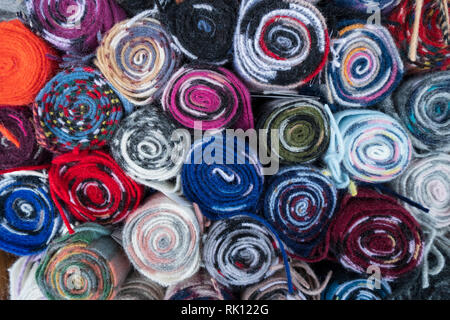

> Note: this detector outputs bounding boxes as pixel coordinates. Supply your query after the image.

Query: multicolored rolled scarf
[95,14,182,106]
[22,0,127,56]
[122,192,201,287]
[242,261,332,300]
[324,109,412,186]
[331,0,400,12]
[263,166,337,262]
[202,215,280,288]
[233,0,329,91]
[115,272,165,300]
[9,254,47,300]
[381,71,450,152]
[323,275,392,300]
[49,150,143,234]
[33,67,133,154]
[165,0,239,65]
[181,133,264,219]
[0,168,61,256]
[388,0,450,72]
[110,107,190,195]
[36,223,131,300]
[162,64,253,131]
[326,23,404,108]
[329,188,424,281]
[164,270,235,300]
[256,97,330,163]
[390,153,450,230]
[0,106,48,170]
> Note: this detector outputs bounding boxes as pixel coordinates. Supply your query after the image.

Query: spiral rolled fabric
[110,107,190,195]
[329,188,424,281]
[323,275,392,300]
[22,0,127,56]
[256,97,330,163]
[388,0,450,72]
[331,0,400,12]
[263,166,337,262]
[36,223,131,300]
[33,67,133,154]
[122,192,202,287]
[164,270,235,300]
[0,106,48,170]
[233,0,329,91]
[326,23,404,108]
[49,150,143,234]
[162,64,254,131]
[0,19,57,106]
[202,215,280,288]
[181,133,264,220]
[165,0,239,65]
[9,254,46,300]
[381,71,450,153]
[242,261,331,300]
[0,168,61,256]
[115,272,165,300]
[95,14,182,106]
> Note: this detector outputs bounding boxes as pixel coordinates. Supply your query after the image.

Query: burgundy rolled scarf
[23,0,127,56]
[329,188,424,281]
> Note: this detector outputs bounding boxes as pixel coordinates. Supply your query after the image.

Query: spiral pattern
[166,0,239,64]
[263,166,337,262]
[0,169,61,256]
[202,215,279,287]
[233,0,329,91]
[33,67,133,153]
[36,223,131,300]
[181,133,264,219]
[327,23,404,108]
[122,192,201,286]
[334,109,412,183]
[323,277,392,300]
[329,188,424,281]
[0,106,48,170]
[0,20,57,106]
[95,16,182,106]
[162,65,253,131]
[391,153,450,230]
[383,71,450,152]
[110,107,190,193]
[23,0,127,55]
[257,97,330,163]
[115,272,165,300]
[49,150,143,232]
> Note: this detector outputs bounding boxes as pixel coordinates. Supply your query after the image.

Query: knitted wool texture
[331,0,400,12]
[115,272,166,300]
[8,254,47,300]
[322,274,392,300]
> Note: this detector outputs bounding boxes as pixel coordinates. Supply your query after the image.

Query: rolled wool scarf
[382,71,450,152]
[95,15,182,106]
[164,270,235,300]
[202,215,280,288]
[388,0,450,72]
[49,150,143,234]
[165,0,239,65]
[0,19,57,106]
[181,133,264,219]
[122,192,201,287]
[162,64,254,131]
[390,153,450,230]
[23,0,127,56]
[110,107,190,194]
[331,0,400,12]
[323,276,392,300]
[326,23,404,108]
[33,67,133,154]
[0,168,61,256]
[327,109,412,184]
[115,272,165,300]
[329,188,424,281]
[242,261,330,300]
[36,223,131,300]
[0,106,47,170]
[9,254,47,300]
[256,97,330,163]
[263,166,337,262]
[233,0,329,91]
